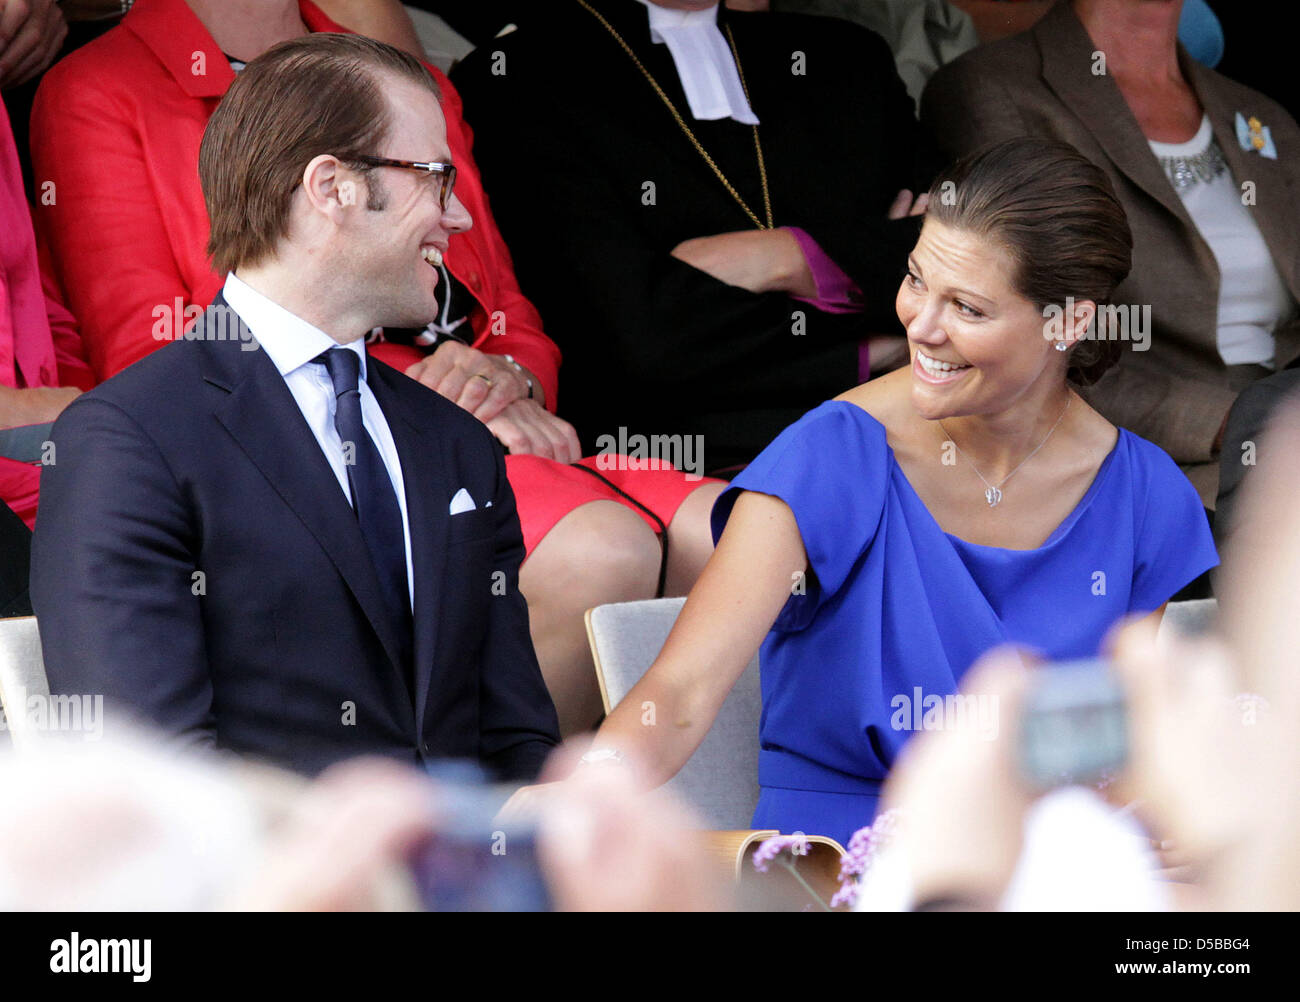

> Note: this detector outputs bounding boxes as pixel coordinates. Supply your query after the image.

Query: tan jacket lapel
[1034,1,1195,226]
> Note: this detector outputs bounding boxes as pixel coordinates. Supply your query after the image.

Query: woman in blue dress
[523,137,1218,848]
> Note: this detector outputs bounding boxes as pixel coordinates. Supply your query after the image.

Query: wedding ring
[473,374,495,388]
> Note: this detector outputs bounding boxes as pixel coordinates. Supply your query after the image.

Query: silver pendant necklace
[939,395,1072,508]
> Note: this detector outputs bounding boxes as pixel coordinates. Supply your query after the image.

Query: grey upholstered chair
[0,615,48,752]
[585,597,762,830]
[1158,598,1219,642]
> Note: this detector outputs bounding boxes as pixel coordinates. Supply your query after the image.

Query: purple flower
[751,832,811,873]
[830,808,903,909]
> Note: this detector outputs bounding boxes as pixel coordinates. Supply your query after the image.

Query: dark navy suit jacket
[31,297,559,780]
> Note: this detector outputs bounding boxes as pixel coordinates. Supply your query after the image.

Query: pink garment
[0,100,58,390]
[1,99,92,529]
[784,226,872,382]
[785,226,864,315]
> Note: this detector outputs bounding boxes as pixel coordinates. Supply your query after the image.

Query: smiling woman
[519,136,1220,849]
[876,137,1137,546]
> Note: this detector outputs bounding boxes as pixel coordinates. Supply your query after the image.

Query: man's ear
[1066,299,1097,348]
[299,154,358,220]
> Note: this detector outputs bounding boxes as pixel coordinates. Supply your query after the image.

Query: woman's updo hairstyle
[925,136,1134,386]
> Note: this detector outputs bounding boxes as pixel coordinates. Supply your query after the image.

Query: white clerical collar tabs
[632,0,760,125]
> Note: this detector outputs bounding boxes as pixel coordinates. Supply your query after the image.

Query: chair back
[0,616,48,751]
[1158,598,1218,642]
[586,598,762,830]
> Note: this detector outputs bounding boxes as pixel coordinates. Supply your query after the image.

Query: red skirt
[507,454,721,557]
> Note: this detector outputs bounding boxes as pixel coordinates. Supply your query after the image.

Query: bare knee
[523,499,661,607]
[665,482,727,596]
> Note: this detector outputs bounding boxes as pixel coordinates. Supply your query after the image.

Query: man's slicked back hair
[200,32,440,276]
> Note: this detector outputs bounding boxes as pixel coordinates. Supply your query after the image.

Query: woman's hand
[485,399,582,463]
[501,748,728,911]
[887,189,930,220]
[0,0,67,89]
[865,335,910,374]
[670,229,816,298]
[0,384,82,429]
[404,340,542,422]
[535,759,728,911]
[495,781,566,824]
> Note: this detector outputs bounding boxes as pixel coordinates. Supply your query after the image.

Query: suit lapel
[366,362,451,735]
[199,298,412,697]
[1036,2,1196,226]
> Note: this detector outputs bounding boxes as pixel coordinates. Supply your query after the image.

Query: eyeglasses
[353,155,458,210]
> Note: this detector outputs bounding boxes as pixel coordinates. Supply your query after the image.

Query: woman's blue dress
[710,401,1218,848]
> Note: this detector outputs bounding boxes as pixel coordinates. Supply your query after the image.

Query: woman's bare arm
[589,490,809,789]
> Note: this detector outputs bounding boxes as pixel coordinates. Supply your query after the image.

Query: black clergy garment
[452,0,937,470]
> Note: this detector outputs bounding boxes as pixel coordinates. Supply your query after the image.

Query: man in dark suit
[30,33,560,780]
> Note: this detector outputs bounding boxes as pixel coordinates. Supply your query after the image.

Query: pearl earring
[1055,341,1069,352]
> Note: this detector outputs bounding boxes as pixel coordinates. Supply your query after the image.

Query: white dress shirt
[632,0,759,124]
[221,273,415,610]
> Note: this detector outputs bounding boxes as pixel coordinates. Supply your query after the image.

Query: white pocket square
[449,487,477,515]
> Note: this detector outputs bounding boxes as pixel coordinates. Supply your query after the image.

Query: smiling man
[30,34,560,780]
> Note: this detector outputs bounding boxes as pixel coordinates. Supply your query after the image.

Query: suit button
[468,271,481,288]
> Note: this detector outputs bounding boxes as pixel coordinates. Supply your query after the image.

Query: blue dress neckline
[713,398,1218,847]
[824,399,1125,554]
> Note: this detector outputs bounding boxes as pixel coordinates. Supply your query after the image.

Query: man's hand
[0,385,81,429]
[670,229,816,298]
[887,189,930,220]
[485,399,582,463]
[0,0,67,89]
[404,340,539,423]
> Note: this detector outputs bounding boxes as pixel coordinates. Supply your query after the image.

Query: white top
[632,0,759,124]
[852,788,1171,912]
[221,273,415,609]
[1149,114,1296,367]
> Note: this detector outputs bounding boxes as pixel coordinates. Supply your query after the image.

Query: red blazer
[30,0,561,407]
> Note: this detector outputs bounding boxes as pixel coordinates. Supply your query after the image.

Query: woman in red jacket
[31,0,723,735]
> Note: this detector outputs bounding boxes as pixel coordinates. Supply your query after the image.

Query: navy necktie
[315,348,413,688]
